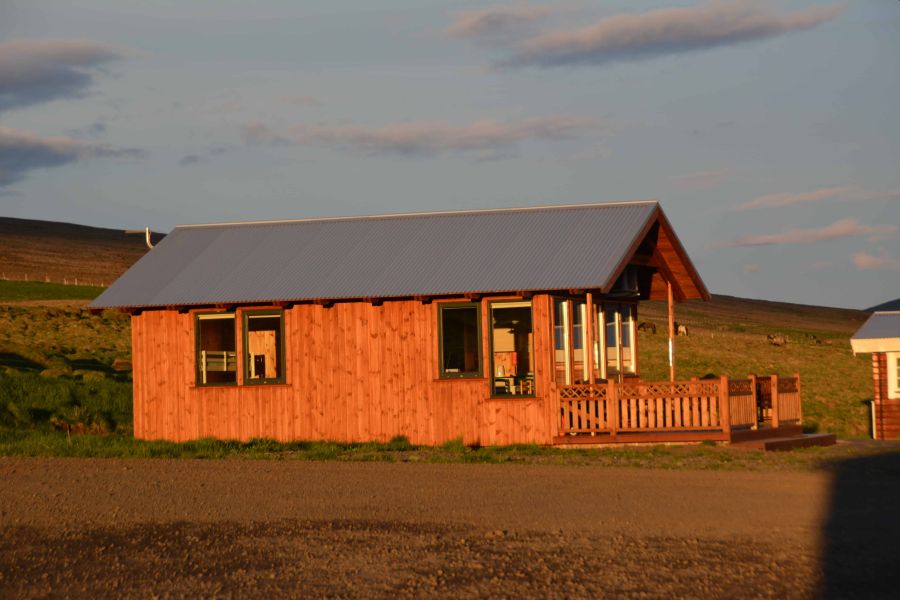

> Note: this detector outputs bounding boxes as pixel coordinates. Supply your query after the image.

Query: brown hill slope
[0,217,164,287]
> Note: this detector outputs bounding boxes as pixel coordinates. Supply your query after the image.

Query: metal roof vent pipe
[126,226,155,250]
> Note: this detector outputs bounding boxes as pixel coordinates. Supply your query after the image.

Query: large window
[555,298,637,384]
[195,313,237,386]
[438,303,482,378]
[554,298,590,385]
[605,303,635,376]
[489,301,534,397]
[243,310,285,384]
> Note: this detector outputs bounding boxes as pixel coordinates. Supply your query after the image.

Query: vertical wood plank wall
[131,295,556,445]
[872,352,900,440]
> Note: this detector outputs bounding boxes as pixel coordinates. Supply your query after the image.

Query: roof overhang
[850,338,900,354]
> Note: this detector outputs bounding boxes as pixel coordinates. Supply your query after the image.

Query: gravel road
[2,456,898,598]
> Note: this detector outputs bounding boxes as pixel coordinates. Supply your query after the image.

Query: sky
[0,0,898,309]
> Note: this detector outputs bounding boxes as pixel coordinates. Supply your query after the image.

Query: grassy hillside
[0,299,132,435]
[0,216,162,286]
[638,296,872,438]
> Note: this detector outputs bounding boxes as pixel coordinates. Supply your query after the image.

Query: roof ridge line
[175,200,659,229]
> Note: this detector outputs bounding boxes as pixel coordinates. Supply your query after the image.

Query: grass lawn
[0,280,104,302]
[1,429,898,473]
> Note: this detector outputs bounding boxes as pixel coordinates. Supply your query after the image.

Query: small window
[489,301,534,397]
[195,313,237,386]
[438,303,482,378]
[243,310,285,384]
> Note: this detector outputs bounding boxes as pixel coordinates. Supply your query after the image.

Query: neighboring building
[91,201,813,447]
[851,312,900,440]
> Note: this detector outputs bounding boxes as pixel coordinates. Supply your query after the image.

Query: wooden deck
[553,374,812,445]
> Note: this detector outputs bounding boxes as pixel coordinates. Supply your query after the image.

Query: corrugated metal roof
[852,312,900,340]
[91,201,664,309]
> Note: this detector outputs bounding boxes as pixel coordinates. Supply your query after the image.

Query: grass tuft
[0,280,104,302]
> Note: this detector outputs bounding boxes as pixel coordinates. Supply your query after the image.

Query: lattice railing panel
[559,384,608,400]
[777,378,799,394]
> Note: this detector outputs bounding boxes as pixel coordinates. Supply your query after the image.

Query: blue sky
[1,0,897,309]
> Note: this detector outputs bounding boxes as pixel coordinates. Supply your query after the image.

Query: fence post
[720,375,731,439]
[608,380,618,441]
[559,389,568,436]
[749,373,758,429]
[771,373,780,429]
[794,371,802,425]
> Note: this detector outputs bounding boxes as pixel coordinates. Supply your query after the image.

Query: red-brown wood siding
[131,295,557,445]
[872,352,900,440]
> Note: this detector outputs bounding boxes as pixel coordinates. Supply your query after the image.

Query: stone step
[731,433,837,451]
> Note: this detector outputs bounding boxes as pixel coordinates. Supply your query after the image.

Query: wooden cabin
[91,201,812,446]
[851,312,900,440]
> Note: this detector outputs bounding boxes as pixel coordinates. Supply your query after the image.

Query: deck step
[731,433,837,451]
[729,425,803,443]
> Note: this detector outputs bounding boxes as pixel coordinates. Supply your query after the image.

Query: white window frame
[889,352,900,400]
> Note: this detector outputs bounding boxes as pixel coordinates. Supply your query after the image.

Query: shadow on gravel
[821,447,900,598]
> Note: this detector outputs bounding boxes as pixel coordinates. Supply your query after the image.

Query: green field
[0,280,105,301]
[0,280,877,462]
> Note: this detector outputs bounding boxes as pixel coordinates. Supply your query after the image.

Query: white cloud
[502,1,844,68]
[0,126,143,187]
[719,218,900,248]
[446,3,557,41]
[852,251,900,272]
[242,116,597,159]
[735,186,853,211]
[0,39,128,113]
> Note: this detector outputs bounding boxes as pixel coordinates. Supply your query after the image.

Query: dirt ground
[1,457,899,598]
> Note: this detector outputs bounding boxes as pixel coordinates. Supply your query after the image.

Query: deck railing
[559,373,801,438]
[727,378,757,430]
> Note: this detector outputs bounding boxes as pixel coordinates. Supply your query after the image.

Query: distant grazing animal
[809,335,833,346]
[767,335,786,347]
[676,323,689,336]
[637,321,657,334]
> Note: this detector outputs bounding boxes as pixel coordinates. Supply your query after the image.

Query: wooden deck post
[794,371,802,424]
[566,300,576,384]
[608,379,618,440]
[585,293,595,384]
[749,373,758,430]
[771,373,780,429]
[598,305,607,381]
[667,280,675,382]
[616,309,625,384]
[720,375,731,438]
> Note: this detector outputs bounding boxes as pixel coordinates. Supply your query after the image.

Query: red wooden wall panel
[130,295,557,445]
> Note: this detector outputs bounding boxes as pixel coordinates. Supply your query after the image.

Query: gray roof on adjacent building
[850,311,900,354]
[852,312,900,341]
[91,201,668,309]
